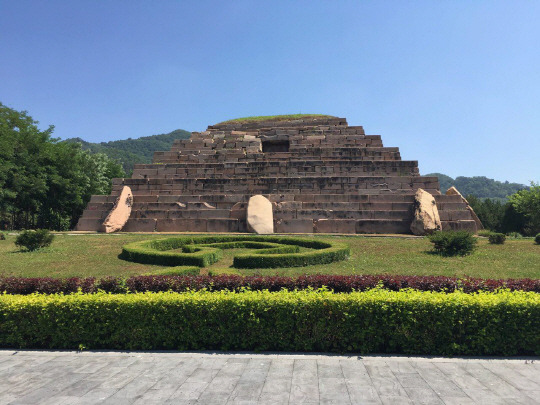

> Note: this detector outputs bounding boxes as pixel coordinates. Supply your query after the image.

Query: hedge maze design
[121,235,350,268]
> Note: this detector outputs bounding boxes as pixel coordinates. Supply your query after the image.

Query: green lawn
[1,233,538,279]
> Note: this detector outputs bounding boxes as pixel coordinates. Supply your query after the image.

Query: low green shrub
[488,233,506,244]
[143,266,200,276]
[477,230,493,237]
[0,233,5,241]
[15,229,54,251]
[506,232,523,239]
[428,231,477,256]
[0,290,538,355]
[535,234,540,245]
[121,235,349,269]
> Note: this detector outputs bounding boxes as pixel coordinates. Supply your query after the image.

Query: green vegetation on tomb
[0,234,538,279]
[217,114,336,124]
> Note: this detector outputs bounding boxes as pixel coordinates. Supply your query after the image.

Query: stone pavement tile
[462,362,533,401]
[106,374,159,401]
[202,375,240,393]
[365,362,410,400]
[394,372,431,388]
[379,395,414,405]
[72,361,111,374]
[523,390,540,403]
[80,387,118,402]
[151,359,202,390]
[318,377,351,404]
[508,363,540,384]
[317,360,343,378]
[168,381,208,401]
[434,362,509,405]
[183,366,220,384]
[403,387,444,404]
[288,383,319,403]
[345,386,382,405]
[227,381,265,402]
[440,397,476,405]
[196,389,231,404]
[412,361,469,399]
[385,360,417,374]
[292,359,318,384]
[481,362,540,392]
[100,397,136,405]
[266,358,294,378]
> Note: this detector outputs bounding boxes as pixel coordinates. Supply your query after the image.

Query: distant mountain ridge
[425,173,527,200]
[65,129,191,174]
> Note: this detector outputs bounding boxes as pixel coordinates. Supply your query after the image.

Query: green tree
[0,102,125,230]
[508,182,540,235]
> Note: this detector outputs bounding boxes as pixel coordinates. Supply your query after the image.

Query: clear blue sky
[1,1,539,185]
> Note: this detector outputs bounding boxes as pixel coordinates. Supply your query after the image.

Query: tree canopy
[64,129,190,175]
[0,102,124,230]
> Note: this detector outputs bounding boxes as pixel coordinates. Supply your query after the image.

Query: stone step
[274,209,412,220]
[441,220,477,232]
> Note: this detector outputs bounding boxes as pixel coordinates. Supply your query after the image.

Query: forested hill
[425,173,527,200]
[65,129,191,174]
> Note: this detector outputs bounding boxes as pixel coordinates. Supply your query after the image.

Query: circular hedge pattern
[121,235,350,269]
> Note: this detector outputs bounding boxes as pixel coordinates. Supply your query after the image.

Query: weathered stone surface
[446,186,483,231]
[275,219,313,233]
[101,186,133,233]
[410,188,441,235]
[247,195,274,234]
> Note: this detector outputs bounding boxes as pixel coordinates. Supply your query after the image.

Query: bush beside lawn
[0,289,538,355]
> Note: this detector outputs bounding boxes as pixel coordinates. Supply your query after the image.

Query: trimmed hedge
[0,290,538,355]
[2,274,539,295]
[121,235,350,268]
[535,234,540,245]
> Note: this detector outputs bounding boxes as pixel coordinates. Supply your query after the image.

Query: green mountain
[426,173,527,200]
[64,129,191,174]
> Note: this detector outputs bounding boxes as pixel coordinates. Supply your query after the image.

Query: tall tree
[0,102,125,230]
[509,182,540,235]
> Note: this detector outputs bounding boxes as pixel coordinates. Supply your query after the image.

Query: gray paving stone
[0,351,539,404]
[289,383,319,403]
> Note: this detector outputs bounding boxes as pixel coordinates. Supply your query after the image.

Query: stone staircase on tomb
[76,116,479,234]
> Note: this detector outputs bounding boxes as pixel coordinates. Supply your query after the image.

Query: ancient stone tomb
[76,115,480,235]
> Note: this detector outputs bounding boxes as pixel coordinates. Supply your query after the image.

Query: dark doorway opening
[262,140,290,153]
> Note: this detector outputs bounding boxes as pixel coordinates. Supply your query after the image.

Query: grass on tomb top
[217,114,336,124]
[0,233,539,280]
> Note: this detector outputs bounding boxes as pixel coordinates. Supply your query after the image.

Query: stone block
[275,219,313,233]
[123,219,157,232]
[356,220,410,234]
[314,219,356,234]
[75,218,103,231]
[207,219,239,233]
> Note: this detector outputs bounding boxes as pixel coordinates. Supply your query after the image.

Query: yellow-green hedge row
[0,289,538,355]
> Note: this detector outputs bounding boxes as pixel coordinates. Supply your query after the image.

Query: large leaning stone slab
[410,188,441,236]
[101,186,133,233]
[247,195,274,234]
[446,186,483,231]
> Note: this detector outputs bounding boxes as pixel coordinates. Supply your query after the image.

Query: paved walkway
[0,351,538,404]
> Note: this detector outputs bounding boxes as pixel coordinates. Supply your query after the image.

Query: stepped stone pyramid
[76,115,480,234]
